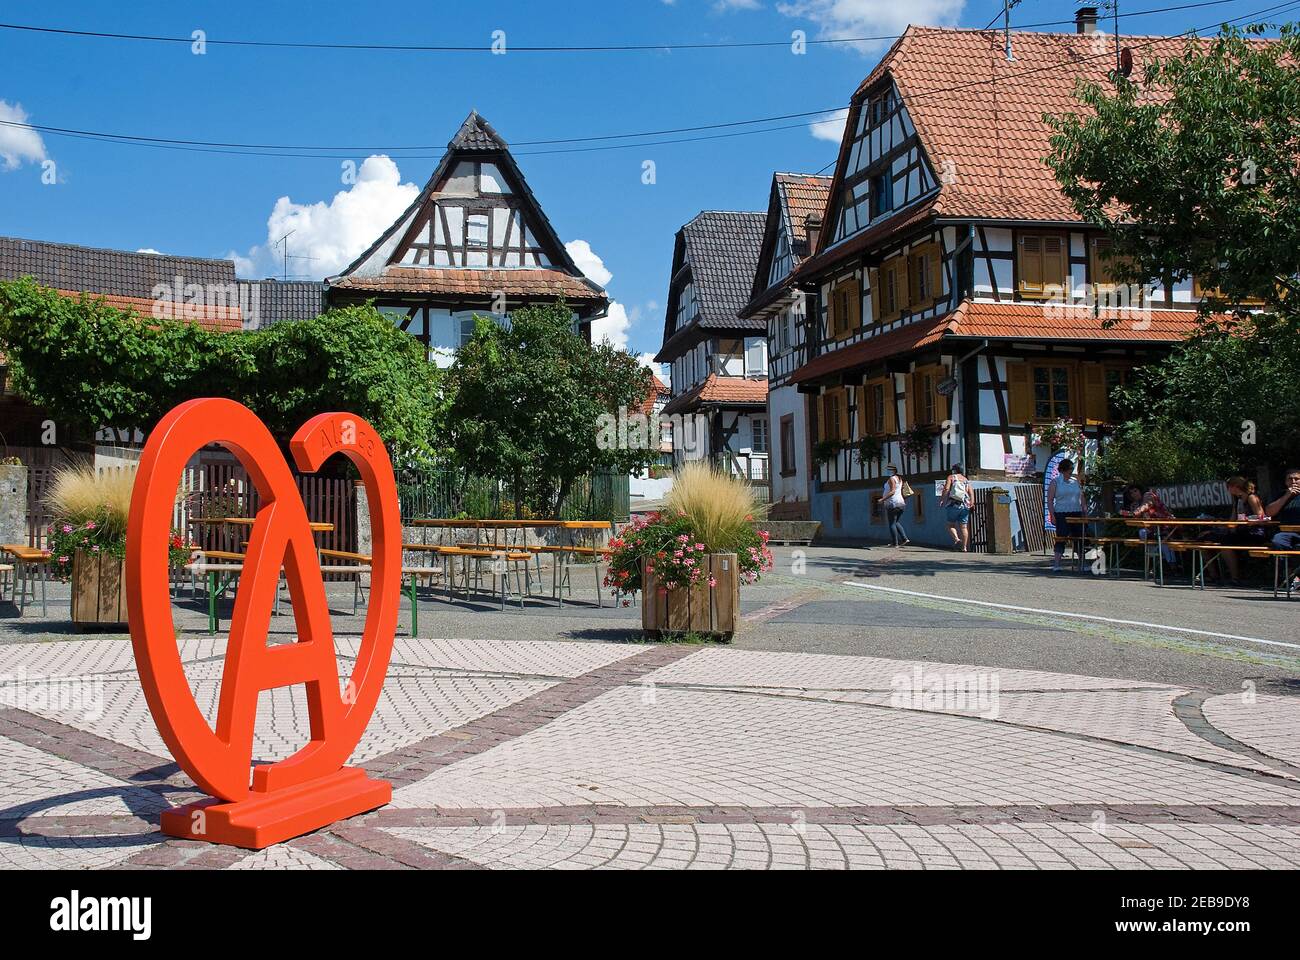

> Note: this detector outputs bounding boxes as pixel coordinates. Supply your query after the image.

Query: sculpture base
[160,767,391,850]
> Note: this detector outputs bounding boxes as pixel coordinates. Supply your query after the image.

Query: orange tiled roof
[332,267,605,303]
[661,374,767,417]
[636,372,669,416]
[57,289,242,332]
[791,314,952,385]
[847,28,1214,223]
[951,299,1205,341]
[792,299,1205,384]
[776,173,833,249]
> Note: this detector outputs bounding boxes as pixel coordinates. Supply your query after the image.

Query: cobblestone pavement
[4,635,1300,870]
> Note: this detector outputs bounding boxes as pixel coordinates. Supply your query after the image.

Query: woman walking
[941,464,972,552]
[883,465,910,547]
[1048,458,1085,572]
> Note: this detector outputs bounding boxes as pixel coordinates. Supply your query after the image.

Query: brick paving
[4,635,1300,869]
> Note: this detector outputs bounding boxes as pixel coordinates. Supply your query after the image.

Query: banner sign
[1042,451,1069,534]
[126,399,401,849]
[1148,481,1232,511]
[1003,454,1036,479]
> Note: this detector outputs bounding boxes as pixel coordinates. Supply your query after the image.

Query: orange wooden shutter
[1043,235,1065,292]
[902,372,916,429]
[884,378,898,433]
[849,277,862,331]
[1006,362,1032,423]
[1019,235,1043,295]
[933,365,951,422]
[1082,363,1107,422]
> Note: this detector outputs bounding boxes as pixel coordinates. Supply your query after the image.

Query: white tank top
[883,476,905,508]
[1053,475,1083,513]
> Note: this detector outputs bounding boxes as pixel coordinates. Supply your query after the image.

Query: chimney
[1075,6,1099,34]
[805,215,823,256]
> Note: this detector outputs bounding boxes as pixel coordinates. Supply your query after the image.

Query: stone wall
[0,464,27,546]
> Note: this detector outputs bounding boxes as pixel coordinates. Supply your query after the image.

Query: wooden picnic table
[1121,517,1280,587]
[1,543,51,616]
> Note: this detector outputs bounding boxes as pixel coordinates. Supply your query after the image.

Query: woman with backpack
[941,464,971,552]
[882,464,911,547]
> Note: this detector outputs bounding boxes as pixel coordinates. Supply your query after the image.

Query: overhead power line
[0,0,1256,54]
[0,1,1291,161]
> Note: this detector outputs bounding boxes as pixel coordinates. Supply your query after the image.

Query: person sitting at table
[1120,484,1178,568]
[1198,475,1267,584]
[1267,466,1300,551]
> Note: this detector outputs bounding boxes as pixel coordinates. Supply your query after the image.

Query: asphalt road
[3,544,1297,696]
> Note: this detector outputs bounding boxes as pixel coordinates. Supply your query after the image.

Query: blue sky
[0,0,1266,362]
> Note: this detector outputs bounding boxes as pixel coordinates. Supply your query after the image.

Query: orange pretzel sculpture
[126,399,401,849]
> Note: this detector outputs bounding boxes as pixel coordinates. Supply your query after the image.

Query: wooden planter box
[71,550,129,628]
[641,553,740,640]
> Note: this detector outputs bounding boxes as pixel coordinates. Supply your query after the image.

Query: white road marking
[842,582,1300,652]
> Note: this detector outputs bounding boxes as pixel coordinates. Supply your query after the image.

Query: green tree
[1045,23,1300,312]
[0,278,441,466]
[1043,23,1300,479]
[445,301,653,516]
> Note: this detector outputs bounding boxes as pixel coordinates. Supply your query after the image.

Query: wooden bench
[1249,550,1300,599]
[1167,543,1270,589]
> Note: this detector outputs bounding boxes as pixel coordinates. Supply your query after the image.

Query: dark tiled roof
[239,280,328,327]
[330,113,607,318]
[450,111,508,151]
[682,211,767,326]
[0,235,237,299]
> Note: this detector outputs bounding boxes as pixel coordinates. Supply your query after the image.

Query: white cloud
[0,100,47,171]
[264,155,419,277]
[810,108,849,142]
[565,239,613,288]
[591,302,632,349]
[568,239,636,349]
[225,248,258,278]
[777,0,965,50]
[135,248,164,256]
[637,353,669,389]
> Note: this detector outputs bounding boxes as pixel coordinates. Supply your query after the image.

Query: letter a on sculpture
[125,399,401,849]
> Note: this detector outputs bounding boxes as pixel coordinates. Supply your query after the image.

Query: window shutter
[1006,362,1032,424]
[840,387,852,440]
[849,277,862,332]
[1082,363,1107,422]
[1043,236,1065,293]
[858,382,871,436]
[933,365,951,422]
[902,372,916,429]
[1019,235,1043,296]
[908,252,921,305]
[884,378,898,434]
[929,247,943,306]
[1090,236,1113,287]
[818,393,828,442]
[868,268,881,325]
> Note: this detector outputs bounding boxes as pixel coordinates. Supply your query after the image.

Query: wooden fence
[22,456,357,560]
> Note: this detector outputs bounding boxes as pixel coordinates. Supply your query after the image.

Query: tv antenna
[273,230,317,281]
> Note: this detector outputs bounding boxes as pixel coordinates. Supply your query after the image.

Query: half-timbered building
[789,20,1224,544]
[328,112,608,362]
[740,173,832,520]
[656,211,769,481]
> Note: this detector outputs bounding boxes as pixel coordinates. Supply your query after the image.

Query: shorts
[945,503,971,525]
